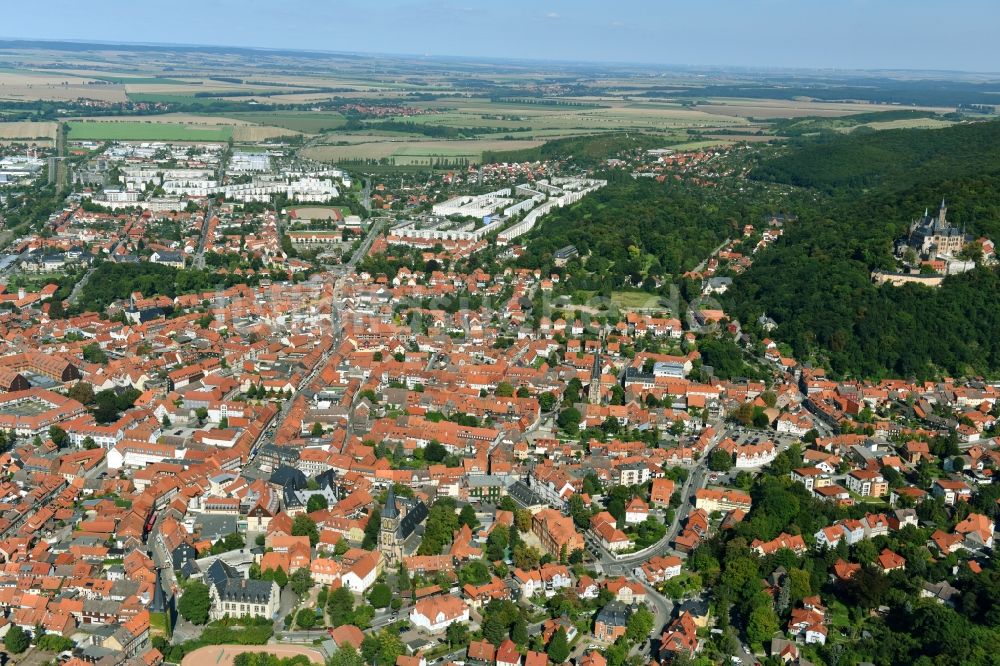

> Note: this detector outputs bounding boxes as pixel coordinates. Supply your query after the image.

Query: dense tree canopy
[518,178,748,289]
[178,581,210,625]
[728,119,1000,379]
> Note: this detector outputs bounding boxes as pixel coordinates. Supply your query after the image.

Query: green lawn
[611,290,667,310]
[149,611,170,636]
[67,121,233,142]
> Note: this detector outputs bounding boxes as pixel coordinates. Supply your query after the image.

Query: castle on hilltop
[898,199,971,259]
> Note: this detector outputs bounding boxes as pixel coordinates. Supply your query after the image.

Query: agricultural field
[220,111,347,133]
[231,125,300,142]
[0,70,128,102]
[690,97,956,119]
[64,113,299,143]
[67,121,233,142]
[0,121,57,142]
[301,138,544,165]
[854,117,956,131]
[395,98,757,139]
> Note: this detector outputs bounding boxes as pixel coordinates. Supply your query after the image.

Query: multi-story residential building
[847,469,888,497]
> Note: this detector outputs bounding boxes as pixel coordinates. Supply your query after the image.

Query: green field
[126,92,198,104]
[220,111,347,133]
[67,121,233,142]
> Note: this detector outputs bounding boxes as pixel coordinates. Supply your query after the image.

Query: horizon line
[1,35,999,78]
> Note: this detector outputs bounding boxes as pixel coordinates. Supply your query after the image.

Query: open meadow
[67,120,233,142]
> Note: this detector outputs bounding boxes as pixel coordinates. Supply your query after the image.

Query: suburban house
[410,595,470,633]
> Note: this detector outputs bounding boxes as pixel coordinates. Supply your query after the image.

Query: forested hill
[482,132,669,167]
[726,119,1000,380]
[516,177,760,290]
[752,118,1000,193]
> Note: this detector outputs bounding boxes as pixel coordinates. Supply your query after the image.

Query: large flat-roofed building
[432,189,512,218]
[554,245,578,266]
[0,388,87,436]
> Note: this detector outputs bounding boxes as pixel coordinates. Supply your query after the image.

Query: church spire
[383,484,399,519]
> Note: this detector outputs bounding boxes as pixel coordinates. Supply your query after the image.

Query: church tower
[379,484,403,567]
[588,337,603,405]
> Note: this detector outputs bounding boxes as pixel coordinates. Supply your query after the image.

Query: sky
[5,0,999,72]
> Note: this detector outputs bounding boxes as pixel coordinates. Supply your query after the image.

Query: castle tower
[938,199,947,227]
[379,484,403,567]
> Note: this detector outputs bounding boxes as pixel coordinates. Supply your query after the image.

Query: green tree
[514,509,532,534]
[459,504,479,530]
[328,645,365,666]
[557,406,582,432]
[48,425,69,449]
[68,381,96,405]
[708,448,734,472]
[311,422,324,437]
[307,494,329,513]
[482,614,507,646]
[327,586,355,626]
[568,494,591,530]
[787,568,812,603]
[292,514,319,546]
[83,342,109,364]
[424,440,447,462]
[270,566,288,588]
[495,382,515,397]
[547,627,570,663]
[418,498,460,555]
[459,560,492,586]
[296,607,316,629]
[362,507,381,550]
[625,606,655,644]
[446,621,469,648]
[36,634,74,652]
[178,581,210,625]
[539,392,556,412]
[4,624,28,654]
[361,630,404,666]
[368,583,392,608]
[746,604,779,647]
[486,524,509,561]
[511,616,529,645]
[290,568,314,597]
[47,297,65,319]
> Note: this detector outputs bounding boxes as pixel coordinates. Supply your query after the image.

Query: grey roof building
[204,559,281,621]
